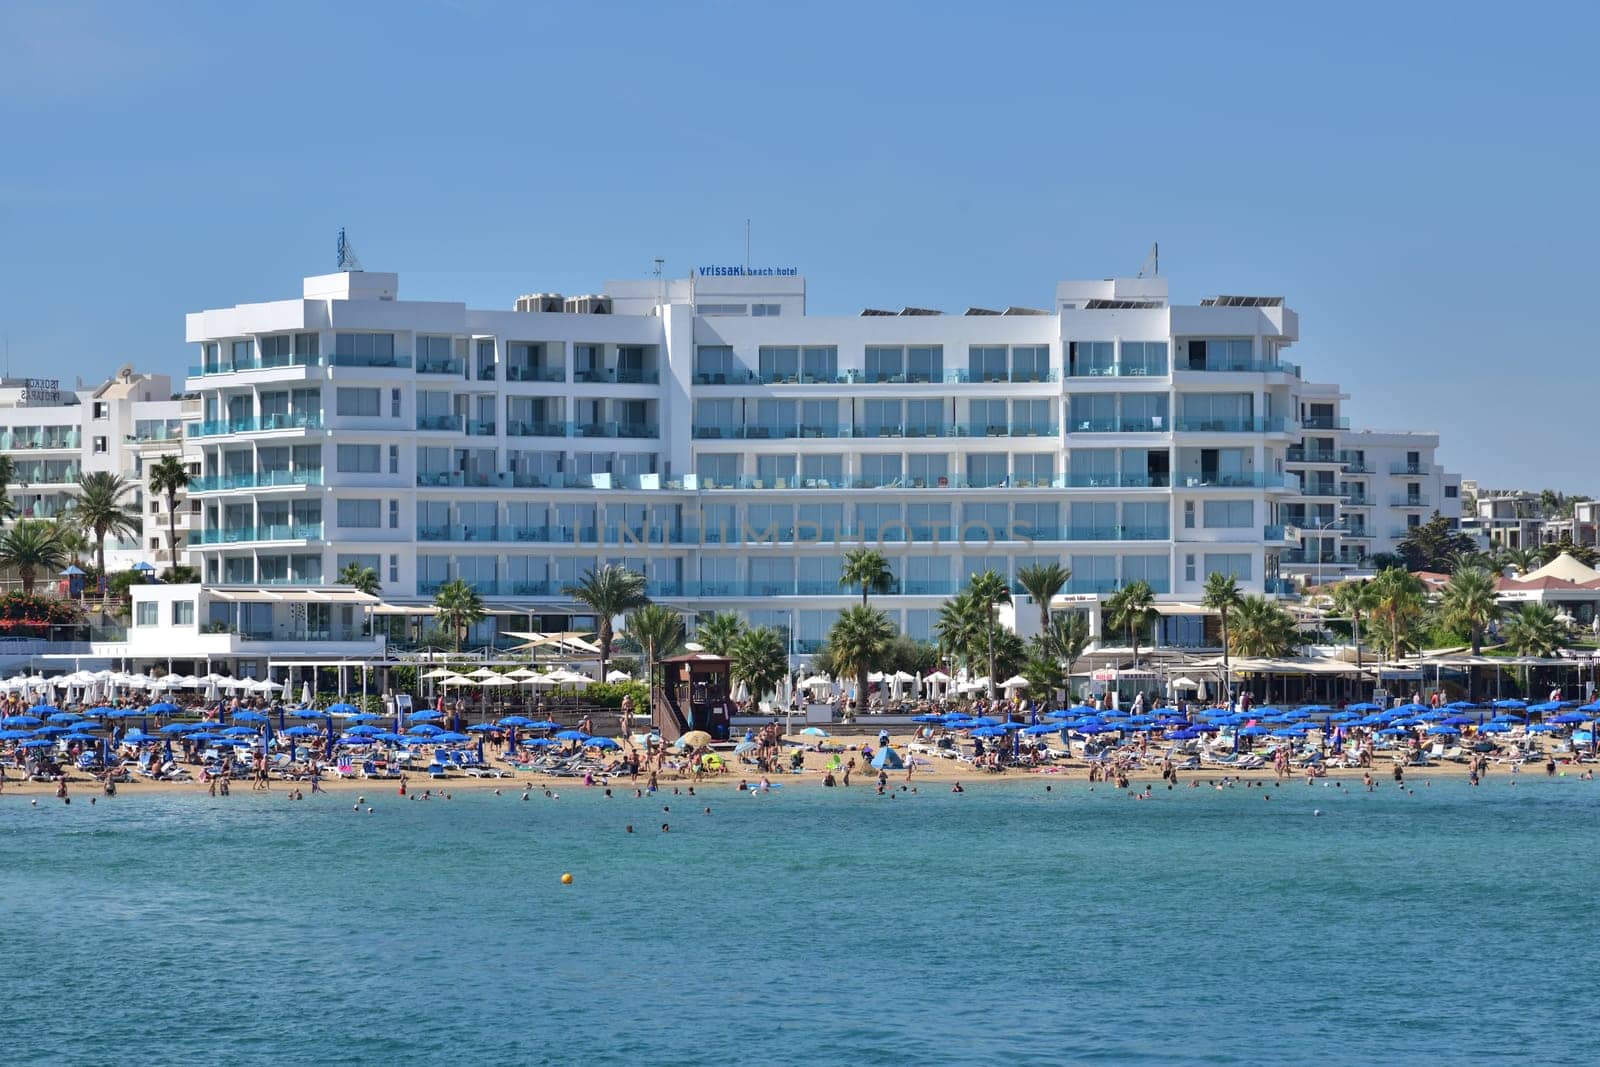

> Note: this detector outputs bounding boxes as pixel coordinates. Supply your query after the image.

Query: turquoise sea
[3,774,1597,1066]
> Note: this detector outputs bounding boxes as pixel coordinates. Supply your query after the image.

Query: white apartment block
[1280,377,1461,580]
[0,365,192,575]
[176,267,1455,654]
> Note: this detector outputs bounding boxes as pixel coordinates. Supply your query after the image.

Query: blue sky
[2,0,1595,492]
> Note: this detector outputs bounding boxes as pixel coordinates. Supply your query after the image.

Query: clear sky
[2,0,1595,492]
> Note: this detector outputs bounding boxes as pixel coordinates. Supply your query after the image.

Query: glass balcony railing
[417,357,465,375]
[1177,360,1300,376]
[1066,363,1168,378]
[1286,448,1340,464]
[1263,524,1288,541]
[194,523,323,545]
[1297,484,1347,497]
[190,413,322,436]
[1173,417,1290,433]
[1299,416,1349,430]
[574,422,658,439]
[506,365,565,383]
[1264,578,1297,596]
[505,420,567,438]
[574,368,662,385]
[1067,417,1168,433]
[416,415,464,432]
[1390,463,1427,475]
[466,420,497,436]
[190,469,324,492]
[1,431,82,450]
[1173,472,1286,489]
[1391,496,1430,508]
[332,353,411,369]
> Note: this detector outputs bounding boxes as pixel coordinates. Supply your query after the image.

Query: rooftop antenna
[1137,241,1159,278]
[653,258,665,312]
[745,218,751,275]
[336,228,362,272]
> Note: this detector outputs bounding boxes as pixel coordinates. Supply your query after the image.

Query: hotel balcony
[194,522,324,545]
[1173,416,1291,433]
[1299,416,1350,430]
[417,356,465,376]
[574,368,661,385]
[0,430,81,450]
[416,414,465,432]
[190,470,324,492]
[505,364,565,383]
[1390,462,1428,475]
[190,413,323,437]
[1286,446,1340,464]
[1173,471,1286,489]
[1390,495,1430,508]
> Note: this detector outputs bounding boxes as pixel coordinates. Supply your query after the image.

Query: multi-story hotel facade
[177,267,1456,653]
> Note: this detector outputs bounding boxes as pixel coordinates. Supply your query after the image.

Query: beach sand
[0,731,1539,800]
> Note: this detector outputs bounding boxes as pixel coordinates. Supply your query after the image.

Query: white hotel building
[176,267,1456,654]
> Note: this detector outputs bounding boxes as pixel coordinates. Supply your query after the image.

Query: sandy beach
[2,729,1552,800]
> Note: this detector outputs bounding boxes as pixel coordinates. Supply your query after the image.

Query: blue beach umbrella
[1238,725,1268,736]
[220,726,256,736]
[1346,702,1382,712]
[521,738,556,748]
[283,725,322,738]
[1551,712,1588,725]
[158,722,196,735]
[1426,725,1459,736]
[288,709,327,720]
[19,739,56,748]
[1492,699,1527,709]
[554,729,592,742]
[526,720,561,731]
[326,703,359,716]
[497,715,536,727]
[1479,722,1511,734]
[146,702,181,715]
[407,723,444,736]
[1,715,42,727]
[409,710,444,722]
[342,712,380,723]
[587,737,621,750]
[1527,723,1558,733]
[1376,727,1407,736]
[231,710,267,723]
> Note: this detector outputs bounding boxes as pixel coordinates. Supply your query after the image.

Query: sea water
[2,774,1596,1066]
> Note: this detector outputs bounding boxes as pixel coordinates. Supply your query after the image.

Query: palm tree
[0,520,66,594]
[56,522,90,570]
[1439,566,1501,656]
[826,605,896,715]
[966,570,1011,700]
[839,547,894,606]
[933,590,985,675]
[623,603,686,717]
[730,626,788,707]
[1500,546,1541,575]
[68,472,140,578]
[0,454,16,522]
[432,578,485,651]
[561,564,649,679]
[148,455,190,572]
[1040,610,1090,702]
[1501,603,1564,658]
[1227,595,1299,657]
[1103,580,1157,669]
[338,561,381,596]
[1016,561,1070,634]
[1369,567,1426,662]
[695,611,746,656]
[1330,580,1375,671]
[1201,572,1243,700]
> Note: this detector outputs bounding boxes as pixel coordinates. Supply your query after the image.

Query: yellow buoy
[560,872,573,885]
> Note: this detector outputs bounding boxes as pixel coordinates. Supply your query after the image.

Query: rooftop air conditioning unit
[514,293,565,313]
[564,294,612,315]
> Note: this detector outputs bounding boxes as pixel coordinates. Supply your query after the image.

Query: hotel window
[1013,501,1058,538]
[93,436,107,454]
[1185,553,1196,583]
[1121,555,1166,588]
[906,453,948,487]
[1071,555,1117,591]
[801,453,843,487]
[136,602,158,626]
[968,346,1007,382]
[1120,342,1168,376]
[1011,345,1050,382]
[694,345,736,382]
[260,334,292,367]
[752,303,781,317]
[389,554,398,583]
[1203,553,1252,581]
[695,304,747,316]
[907,345,943,382]
[695,453,739,487]
[801,346,838,381]
[1123,501,1168,538]
[1069,341,1115,376]
[92,401,109,419]
[388,445,399,474]
[1445,484,1458,498]
[1013,453,1054,487]
[864,346,904,382]
[389,499,399,528]
[1203,500,1254,529]
[171,601,194,626]
[336,444,380,473]
[966,453,1008,488]
[294,332,319,359]
[335,332,397,364]
[757,346,799,381]
[859,453,902,488]
[336,388,381,417]
[1184,500,1196,529]
[232,339,253,365]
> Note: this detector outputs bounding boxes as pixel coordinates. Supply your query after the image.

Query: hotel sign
[697,266,798,277]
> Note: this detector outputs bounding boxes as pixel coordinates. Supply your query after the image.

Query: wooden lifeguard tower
[653,653,735,744]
